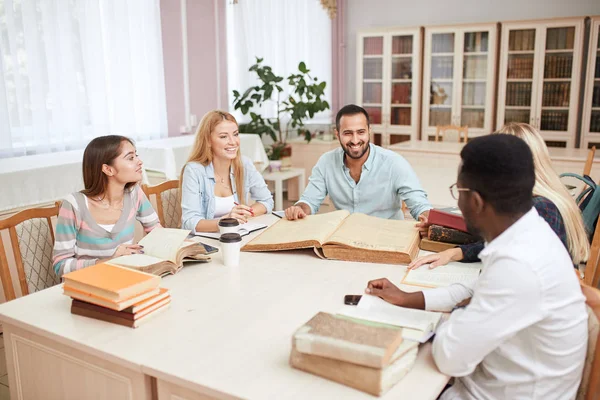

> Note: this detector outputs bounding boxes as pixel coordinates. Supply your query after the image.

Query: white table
[262,167,306,210]
[0,214,476,400]
[137,134,269,179]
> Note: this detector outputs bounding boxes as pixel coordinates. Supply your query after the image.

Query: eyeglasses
[449,183,471,200]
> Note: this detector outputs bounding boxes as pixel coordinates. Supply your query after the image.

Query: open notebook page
[402,264,481,288]
[109,254,165,267]
[138,228,190,263]
[326,213,419,252]
[338,295,442,343]
[245,210,350,246]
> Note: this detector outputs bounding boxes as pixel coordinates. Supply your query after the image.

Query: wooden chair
[0,202,61,301]
[578,281,600,400]
[142,180,182,229]
[435,125,468,143]
[585,215,600,288]
[584,147,596,178]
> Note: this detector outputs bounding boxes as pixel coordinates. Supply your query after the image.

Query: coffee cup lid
[220,233,242,243]
[219,218,239,227]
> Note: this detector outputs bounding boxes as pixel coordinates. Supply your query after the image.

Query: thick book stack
[290,312,419,396]
[420,208,479,253]
[63,263,171,328]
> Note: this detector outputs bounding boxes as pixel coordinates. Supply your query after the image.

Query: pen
[234,202,254,216]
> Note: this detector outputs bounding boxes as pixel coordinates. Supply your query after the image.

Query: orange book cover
[62,263,160,302]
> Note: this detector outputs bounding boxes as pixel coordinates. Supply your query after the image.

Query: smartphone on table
[344,294,362,306]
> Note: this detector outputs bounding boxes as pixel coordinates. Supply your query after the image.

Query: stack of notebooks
[63,263,171,328]
[420,207,480,253]
[290,312,419,396]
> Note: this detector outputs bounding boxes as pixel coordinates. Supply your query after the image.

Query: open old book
[109,228,212,276]
[242,210,421,264]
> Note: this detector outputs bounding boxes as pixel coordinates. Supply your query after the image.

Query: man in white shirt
[365,134,588,399]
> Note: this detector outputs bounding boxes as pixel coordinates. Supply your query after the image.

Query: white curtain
[0,0,168,158]
[226,0,332,124]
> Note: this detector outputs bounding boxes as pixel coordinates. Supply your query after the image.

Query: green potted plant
[233,57,330,169]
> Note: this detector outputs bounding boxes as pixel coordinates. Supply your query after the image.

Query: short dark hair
[335,104,370,131]
[459,134,535,215]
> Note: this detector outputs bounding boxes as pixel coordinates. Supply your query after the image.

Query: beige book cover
[290,342,419,396]
[109,228,211,276]
[293,312,404,369]
[242,210,420,265]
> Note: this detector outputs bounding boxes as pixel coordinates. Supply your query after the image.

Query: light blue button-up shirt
[297,143,432,220]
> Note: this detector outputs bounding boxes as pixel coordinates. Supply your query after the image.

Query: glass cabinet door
[461,31,489,129]
[389,35,413,128]
[361,36,384,127]
[428,33,455,127]
[539,27,575,132]
[503,28,536,125]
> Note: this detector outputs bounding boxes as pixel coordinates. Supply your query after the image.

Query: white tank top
[214,195,236,218]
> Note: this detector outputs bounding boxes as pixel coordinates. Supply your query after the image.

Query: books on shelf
[338,295,442,343]
[108,228,212,276]
[401,264,481,288]
[507,56,534,79]
[242,210,421,265]
[290,311,419,396]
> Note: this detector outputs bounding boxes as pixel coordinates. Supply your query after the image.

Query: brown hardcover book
[63,285,160,311]
[290,342,418,396]
[72,294,171,321]
[62,263,160,302]
[243,211,420,265]
[108,228,211,276]
[293,312,404,369]
[428,224,479,245]
[71,299,170,328]
[419,238,458,253]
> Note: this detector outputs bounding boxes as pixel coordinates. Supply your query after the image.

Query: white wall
[344,0,600,104]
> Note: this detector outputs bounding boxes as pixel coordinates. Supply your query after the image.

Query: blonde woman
[410,122,589,269]
[180,111,274,233]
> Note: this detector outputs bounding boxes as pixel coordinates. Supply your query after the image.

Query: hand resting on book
[365,278,425,310]
[408,247,464,270]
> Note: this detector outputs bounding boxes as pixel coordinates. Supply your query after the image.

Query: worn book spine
[419,238,458,253]
[428,225,479,245]
[289,346,418,397]
[427,209,468,233]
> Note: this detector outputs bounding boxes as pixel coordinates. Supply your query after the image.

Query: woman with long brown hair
[53,135,161,277]
[180,110,273,232]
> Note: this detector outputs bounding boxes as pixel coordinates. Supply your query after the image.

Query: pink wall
[160,0,228,137]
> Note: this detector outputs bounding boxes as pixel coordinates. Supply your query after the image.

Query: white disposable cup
[218,218,239,235]
[220,233,242,267]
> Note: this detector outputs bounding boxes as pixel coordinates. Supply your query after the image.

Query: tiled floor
[0,334,9,400]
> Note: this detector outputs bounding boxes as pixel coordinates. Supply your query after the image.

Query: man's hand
[365,278,426,309]
[285,205,307,220]
[415,210,430,237]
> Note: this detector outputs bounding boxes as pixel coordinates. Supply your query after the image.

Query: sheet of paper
[138,228,191,263]
[109,254,164,267]
[194,222,268,240]
[337,295,442,340]
[403,264,481,288]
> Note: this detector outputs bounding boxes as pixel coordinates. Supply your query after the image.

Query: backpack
[560,172,600,239]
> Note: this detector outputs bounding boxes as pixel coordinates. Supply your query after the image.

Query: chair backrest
[586,215,600,288]
[0,202,61,301]
[142,180,181,229]
[578,282,600,400]
[435,125,468,143]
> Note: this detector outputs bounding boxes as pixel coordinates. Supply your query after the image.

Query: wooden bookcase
[581,17,600,149]
[356,28,422,146]
[496,17,585,148]
[421,24,498,140]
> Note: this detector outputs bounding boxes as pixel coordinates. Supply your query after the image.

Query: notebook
[401,264,481,288]
[194,221,268,240]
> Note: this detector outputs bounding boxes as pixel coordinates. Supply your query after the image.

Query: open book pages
[138,228,191,264]
[194,221,268,240]
[402,264,481,288]
[338,295,442,343]
[243,210,350,250]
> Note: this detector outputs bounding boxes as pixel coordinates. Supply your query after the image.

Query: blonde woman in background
[180,110,273,233]
[411,122,589,269]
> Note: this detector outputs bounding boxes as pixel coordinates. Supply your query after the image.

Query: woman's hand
[408,247,464,270]
[228,204,254,224]
[113,244,144,257]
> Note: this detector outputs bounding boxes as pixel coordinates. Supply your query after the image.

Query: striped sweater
[53,185,160,277]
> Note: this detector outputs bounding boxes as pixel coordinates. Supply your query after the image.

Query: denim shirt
[181,156,274,231]
[297,143,432,220]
